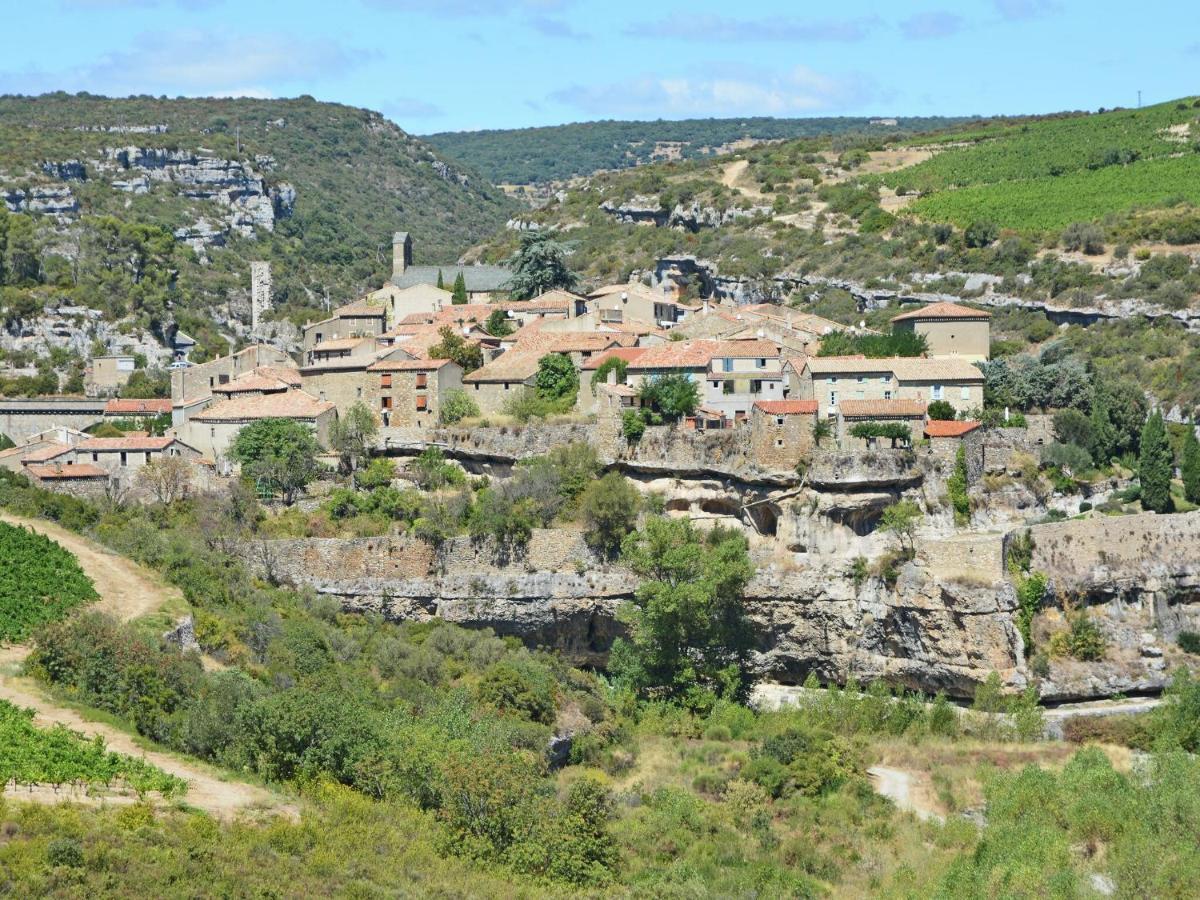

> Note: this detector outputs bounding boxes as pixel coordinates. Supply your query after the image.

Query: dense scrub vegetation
[424,115,972,184]
[4,466,1200,894]
[0,521,97,641]
[0,700,185,796]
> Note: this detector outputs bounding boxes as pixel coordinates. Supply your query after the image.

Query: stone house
[461,350,543,415]
[797,356,984,418]
[626,339,784,420]
[301,298,388,356]
[86,355,136,396]
[749,400,818,470]
[890,301,991,362]
[504,329,625,369]
[924,419,984,481]
[837,399,926,449]
[180,388,336,460]
[586,283,697,329]
[102,398,172,429]
[23,462,110,499]
[376,283,454,322]
[300,342,421,418]
[388,231,512,301]
[72,435,203,473]
[577,347,648,414]
[170,344,296,427]
[368,357,464,429]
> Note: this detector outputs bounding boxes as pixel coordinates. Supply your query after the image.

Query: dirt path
[0,514,297,821]
[867,766,944,823]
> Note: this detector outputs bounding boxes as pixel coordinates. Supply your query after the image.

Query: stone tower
[250,261,272,332]
[392,232,412,278]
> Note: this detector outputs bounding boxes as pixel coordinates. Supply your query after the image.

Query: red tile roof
[77,436,179,451]
[104,398,171,415]
[192,390,334,422]
[890,301,991,322]
[581,347,649,370]
[925,419,981,437]
[627,339,781,370]
[18,442,74,462]
[462,350,544,383]
[839,399,927,418]
[25,463,108,479]
[753,400,818,415]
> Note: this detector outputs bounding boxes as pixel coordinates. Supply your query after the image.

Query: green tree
[429,326,483,373]
[1183,423,1200,506]
[811,418,832,446]
[534,352,578,405]
[880,499,921,557]
[484,308,513,337]
[329,401,378,476]
[436,269,445,290]
[230,418,321,504]
[451,272,468,305]
[589,355,628,392]
[439,388,480,425]
[505,232,579,300]
[1138,410,1173,514]
[580,471,640,558]
[926,399,956,421]
[947,445,970,527]
[637,374,699,420]
[611,517,755,706]
[1087,391,1117,465]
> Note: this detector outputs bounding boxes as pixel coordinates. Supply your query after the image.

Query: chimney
[607,367,618,386]
[392,231,412,278]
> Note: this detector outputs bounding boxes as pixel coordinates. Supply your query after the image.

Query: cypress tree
[1138,410,1173,513]
[1182,421,1200,506]
[436,269,444,290]
[451,271,468,305]
[1088,391,1116,465]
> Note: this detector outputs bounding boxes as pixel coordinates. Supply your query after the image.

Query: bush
[1049,614,1107,661]
[440,389,480,425]
[926,399,957,421]
[1040,441,1093,474]
[1178,630,1200,654]
[477,659,557,724]
[964,220,999,248]
[621,409,646,442]
[1061,222,1105,255]
[0,522,98,641]
[580,471,640,557]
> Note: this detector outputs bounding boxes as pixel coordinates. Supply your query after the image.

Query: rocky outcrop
[2,185,79,217]
[600,196,772,232]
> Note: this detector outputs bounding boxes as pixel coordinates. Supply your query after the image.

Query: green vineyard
[0,522,98,641]
[0,700,186,796]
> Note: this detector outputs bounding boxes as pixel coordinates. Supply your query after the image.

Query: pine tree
[436,269,444,290]
[451,272,468,305]
[1138,410,1173,513]
[1182,421,1200,506]
[1088,391,1117,465]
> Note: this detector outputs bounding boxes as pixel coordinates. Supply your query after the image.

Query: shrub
[440,389,480,425]
[1049,614,1107,661]
[580,471,640,558]
[926,399,957,421]
[0,522,98,641]
[947,445,970,527]
[621,409,646,441]
[476,659,557,724]
[1040,441,1093,474]
[1178,630,1200,654]
[964,220,999,248]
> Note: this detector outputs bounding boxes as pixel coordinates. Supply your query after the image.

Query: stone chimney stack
[392,231,413,278]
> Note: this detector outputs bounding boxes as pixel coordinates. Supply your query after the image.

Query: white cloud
[993,0,1059,20]
[623,14,880,43]
[551,66,875,117]
[899,11,965,39]
[0,30,363,97]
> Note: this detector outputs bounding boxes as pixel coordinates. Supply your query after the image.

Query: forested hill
[0,94,517,359]
[423,115,975,184]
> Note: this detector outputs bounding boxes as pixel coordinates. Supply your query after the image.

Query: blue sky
[1,0,1196,133]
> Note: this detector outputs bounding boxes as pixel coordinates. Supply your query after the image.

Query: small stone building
[23,462,110,499]
[180,389,336,459]
[461,350,543,415]
[369,357,464,429]
[890,301,991,362]
[837,399,926,449]
[924,419,984,481]
[73,435,203,473]
[86,355,136,396]
[749,399,818,470]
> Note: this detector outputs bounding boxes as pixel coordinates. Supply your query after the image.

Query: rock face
[2,185,79,217]
[599,196,771,232]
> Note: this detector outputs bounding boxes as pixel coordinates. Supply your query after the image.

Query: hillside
[0,94,517,364]
[423,115,974,184]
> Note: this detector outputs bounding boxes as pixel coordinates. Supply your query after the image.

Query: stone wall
[919,532,1005,583]
[428,422,601,461]
[923,428,984,483]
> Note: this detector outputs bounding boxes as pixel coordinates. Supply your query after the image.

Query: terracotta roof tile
[890,301,991,322]
[581,347,648,371]
[925,420,981,437]
[888,358,984,381]
[462,350,544,383]
[26,463,108,479]
[332,298,388,318]
[367,358,455,372]
[192,390,334,422]
[512,331,621,354]
[104,398,171,415]
[311,337,372,353]
[839,399,926,418]
[18,442,74,462]
[628,339,781,370]
[753,400,818,415]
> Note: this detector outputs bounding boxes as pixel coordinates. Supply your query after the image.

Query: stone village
[1,230,1194,705]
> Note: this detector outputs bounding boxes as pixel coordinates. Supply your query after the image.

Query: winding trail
[867,766,944,823]
[0,513,297,821]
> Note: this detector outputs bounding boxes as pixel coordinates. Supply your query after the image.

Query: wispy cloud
[623,14,880,43]
[993,0,1059,20]
[0,30,364,97]
[529,16,588,40]
[899,11,965,39]
[385,96,444,119]
[550,65,875,117]
[362,0,569,15]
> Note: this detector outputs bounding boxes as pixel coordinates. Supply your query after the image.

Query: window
[315,332,322,344]
[416,396,428,411]
[504,383,510,390]
[722,357,733,372]
[92,452,98,462]
[120,452,127,466]
[723,380,735,395]
[775,416,785,426]
[711,381,719,389]
[931,384,944,400]
[857,375,865,383]
[750,379,763,394]
[381,396,392,410]
[884,390,892,400]
[319,391,326,401]
[415,373,428,389]
[356,386,363,398]
[961,386,970,400]
[856,390,865,400]
[218,374,229,385]
[829,391,838,405]
[829,376,837,384]
[380,373,392,389]
[145,452,151,463]
[474,383,480,391]
[117,358,134,371]
[756,358,766,369]
[776,438,784,447]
